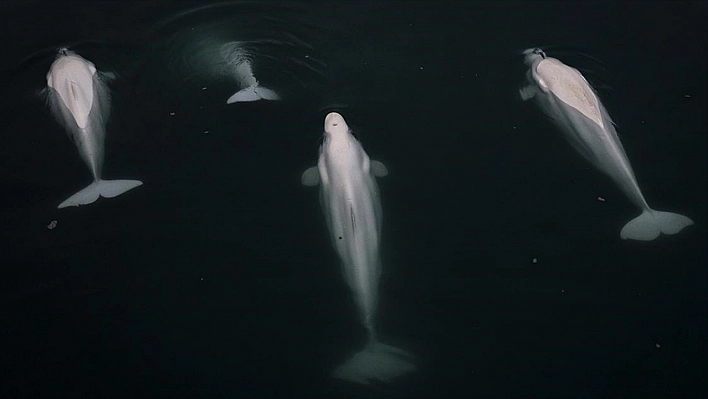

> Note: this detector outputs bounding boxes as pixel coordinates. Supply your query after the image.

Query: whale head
[522,47,546,66]
[324,112,350,138]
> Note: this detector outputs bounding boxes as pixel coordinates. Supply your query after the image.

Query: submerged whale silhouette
[221,42,279,103]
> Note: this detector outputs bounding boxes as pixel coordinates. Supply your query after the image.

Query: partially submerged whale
[221,42,279,103]
[45,48,142,209]
[520,48,693,241]
[302,113,415,385]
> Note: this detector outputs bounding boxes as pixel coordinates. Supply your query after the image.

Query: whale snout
[325,112,348,133]
[522,47,545,57]
[522,47,546,66]
[325,112,345,125]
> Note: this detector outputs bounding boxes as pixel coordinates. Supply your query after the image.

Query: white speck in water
[641,120,645,124]
[561,289,565,293]
[202,87,207,90]
[655,343,661,348]
[512,126,517,130]
[203,130,209,134]
[200,277,204,281]
[305,55,310,59]
[170,112,175,116]
[420,66,424,70]
[47,220,57,230]
[597,196,605,202]
[684,94,691,98]
[532,258,537,263]
[475,73,478,76]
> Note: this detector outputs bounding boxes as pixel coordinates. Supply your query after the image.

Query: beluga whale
[519,47,693,241]
[221,42,279,103]
[301,112,415,385]
[45,48,142,209]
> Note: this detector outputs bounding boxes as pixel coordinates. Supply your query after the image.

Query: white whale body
[520,48,693,240]
[302,112,415,385]
[45,48,142,209]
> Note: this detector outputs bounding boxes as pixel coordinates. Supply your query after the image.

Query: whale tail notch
[331,340,416,386]
[58,179,143,209]
[620,209,694,241]
[226,84,280,104]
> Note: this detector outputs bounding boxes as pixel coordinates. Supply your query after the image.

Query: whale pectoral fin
[371,160,388,177]
[100,71,117,82]
[519,86,536,101]
[301,167,320,186]
[37,87,49,102]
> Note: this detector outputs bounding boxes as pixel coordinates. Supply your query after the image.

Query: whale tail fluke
[620,209,694,241]
[331,341,416,386]
[58,179,143,209]
[226,85,280,104]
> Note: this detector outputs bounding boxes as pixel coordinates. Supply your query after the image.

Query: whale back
[47,54,97,129]
[535,58,604,129]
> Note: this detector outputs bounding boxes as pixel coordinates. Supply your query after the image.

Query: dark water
[1,1,706,398]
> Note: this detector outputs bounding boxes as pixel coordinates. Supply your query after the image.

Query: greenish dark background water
[1,1,706,398]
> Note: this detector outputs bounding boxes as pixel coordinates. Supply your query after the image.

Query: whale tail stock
[620,209,694,241]
[331,340,416,386]
[58,179,143,209]
[226,84,280,103]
